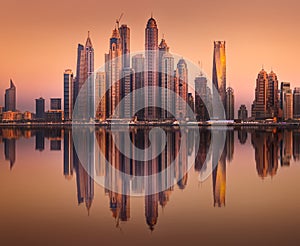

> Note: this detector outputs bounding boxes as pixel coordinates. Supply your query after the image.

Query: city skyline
[1,0,300,113]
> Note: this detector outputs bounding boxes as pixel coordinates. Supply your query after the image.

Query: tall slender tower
[95,71,106,121]
[195,74,209,121]
[119,24,130,69]
[175,59,188,119]
[145,17,159,120]
[132,54,145,120]
[225,87,234,120]
[85,32,95,119]
[212,41,226,108]
[63,69,74,120]
[105,28,122,118]
[267,70,279,117]
[4,80,16,112]
[74,44,84,107]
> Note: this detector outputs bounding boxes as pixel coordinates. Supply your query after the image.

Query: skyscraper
[238,104,248,121]
[267,70,279,117]
[73,33,94,120]
[105,28,122,118]
[252,69,269,119]
[50,98,62,110]
[212,41,226,108]
[4,79,16,112]
[293,87,300,119]
[195,74,209,121]
[283,89,293,120]
[280,82,291,110]
[132,54,145,120]
[85,32,95,119]
[145,17,159,120]
[95,71,106,121]
[121,67,135,118]
[160,46,174,119]
[119,24,130,69]
[175,59,188,119]
[63,69,74,120]
[35,97,45,119]
[225,87,234,120]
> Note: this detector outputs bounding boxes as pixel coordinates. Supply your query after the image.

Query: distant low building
[23,111,33,120]
[293,87,300,119]
[2,111,22,121]
[238,104,248,121]
[50,98,62,110]
[35,97,45,119]
[45,110,64,122]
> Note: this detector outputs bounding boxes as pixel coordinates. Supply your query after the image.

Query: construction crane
[116,13,124,29]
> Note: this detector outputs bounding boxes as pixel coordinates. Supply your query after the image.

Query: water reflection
[0,126,299,230]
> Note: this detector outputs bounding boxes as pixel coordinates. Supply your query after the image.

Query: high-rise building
[283,89,293,120]
[293,87,300,119]
[73,33,94,120]
[252,69,269,119]
[145,17,159,120]
[132,54,145,120]
[105,28,122,118]
[119,24,130,69]
[212,41,226,108]
[63,69,74,120]
[95,72,106,121]
[160,50,174,119]
[280,82,290,110]
[121,67,135,118]
[238,104,248,121]
[175,59,188,119]
[225,87,234,120]
[4,79,16,112]
[187,93,194,119]
[85,32,95,119]
[195,74,209,121]
[74,44,84,107]
[50,98,62,110]
[267,70,279,117]
[35,97,45,119]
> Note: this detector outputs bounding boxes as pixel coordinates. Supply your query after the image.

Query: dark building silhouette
[35,97,45,119]
[4,79,16,112]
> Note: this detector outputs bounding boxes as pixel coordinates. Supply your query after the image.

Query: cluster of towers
[63,16,234,122]
[251,69,300,120]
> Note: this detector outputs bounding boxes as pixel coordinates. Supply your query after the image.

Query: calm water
[0,126,300,245]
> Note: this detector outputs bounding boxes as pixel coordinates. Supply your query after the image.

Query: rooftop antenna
[116,13,124,29]
[151,12,153,18]
[88,31,90,38]
[198,60,203,76]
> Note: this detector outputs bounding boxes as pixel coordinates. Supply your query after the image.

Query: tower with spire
[4,79,16,112]
[145,16,159,120]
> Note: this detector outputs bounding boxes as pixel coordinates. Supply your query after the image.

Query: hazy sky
[1,0,300,113]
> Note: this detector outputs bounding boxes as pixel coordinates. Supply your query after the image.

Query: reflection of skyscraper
[293,130,300,161]
[145,17,159,120]
[175,59,188,119]
[212,41,226,107]
[212,150,226,207]
[195,129,211,172]
[238,129,247,144]
[63,129,73,179]
[226,130,234,162]
[251,130,279,178]
[4,138,16,169]
[4,79,16,112]
[35,130,45,151]
[63,69,74,120]
[145,194,158,231]
[50,140,61,151]
[280,130,292,166]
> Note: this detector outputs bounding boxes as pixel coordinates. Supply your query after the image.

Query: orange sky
[0,0,300,114]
